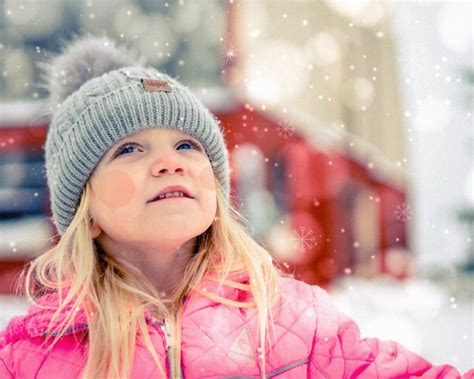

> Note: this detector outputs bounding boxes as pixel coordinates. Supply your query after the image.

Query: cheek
[198,165,216,192]
[93,169,136,208]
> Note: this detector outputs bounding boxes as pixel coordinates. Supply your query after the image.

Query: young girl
[0,35,471,379]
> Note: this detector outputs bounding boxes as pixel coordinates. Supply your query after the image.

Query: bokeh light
[2,48,34,97]
[3,0,63,38]
[323,0,386,27]
[244,40,309,105]
[340,77,375,111]
[305,30,344,67]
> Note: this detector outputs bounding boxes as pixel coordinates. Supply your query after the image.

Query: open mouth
[152,196,191,202]
[150,192,194,203]
[148,186,195,204]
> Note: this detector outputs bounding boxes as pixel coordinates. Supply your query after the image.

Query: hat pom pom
[37,33,146,110]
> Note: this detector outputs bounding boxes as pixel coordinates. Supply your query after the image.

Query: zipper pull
[161,318,171,352]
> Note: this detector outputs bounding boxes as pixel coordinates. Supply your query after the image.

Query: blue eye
[177,140,202,151]
[115,143,140,157]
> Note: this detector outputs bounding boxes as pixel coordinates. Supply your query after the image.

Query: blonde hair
[21,177,288,378]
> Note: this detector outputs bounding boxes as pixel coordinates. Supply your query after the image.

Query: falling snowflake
[277,120,295,139]
[394,203,412,222]
[224,44,237,62]
[292,226,318,253]
[200,312,229,343]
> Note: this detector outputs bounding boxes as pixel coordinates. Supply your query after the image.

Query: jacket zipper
[160,295,189,379]
[160,318,173,377]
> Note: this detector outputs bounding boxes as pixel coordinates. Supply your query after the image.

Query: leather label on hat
[141,78,171,92]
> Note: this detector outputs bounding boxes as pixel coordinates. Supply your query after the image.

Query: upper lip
[149,185,194,202]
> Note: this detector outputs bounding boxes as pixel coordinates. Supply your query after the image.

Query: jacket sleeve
[307,285,474,379]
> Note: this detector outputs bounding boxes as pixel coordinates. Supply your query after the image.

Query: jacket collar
[0,270,252,347]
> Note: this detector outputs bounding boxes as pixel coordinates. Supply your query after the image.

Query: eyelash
[113,139,202,158]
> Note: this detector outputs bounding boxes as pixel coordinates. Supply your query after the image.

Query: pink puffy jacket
[0,273,472,378]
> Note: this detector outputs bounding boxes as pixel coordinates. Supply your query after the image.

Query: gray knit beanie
[39,34,230,236]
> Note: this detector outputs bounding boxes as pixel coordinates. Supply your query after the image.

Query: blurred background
[0,0,472,372]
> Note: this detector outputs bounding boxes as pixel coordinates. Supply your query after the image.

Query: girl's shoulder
[274,275,348,337]
[0,330,86,379]
[0,293,87,378]
[0,291,88,349]
[276,274,332,310]
[271,275,322,331]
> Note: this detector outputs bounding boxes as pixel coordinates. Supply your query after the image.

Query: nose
[150,152,186,177]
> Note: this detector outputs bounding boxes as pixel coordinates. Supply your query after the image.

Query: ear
[90,218,102,238]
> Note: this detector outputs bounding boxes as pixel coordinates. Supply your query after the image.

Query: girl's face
[88,127,217,251]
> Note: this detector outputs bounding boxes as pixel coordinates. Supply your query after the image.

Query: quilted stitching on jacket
[0,275,472,378]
